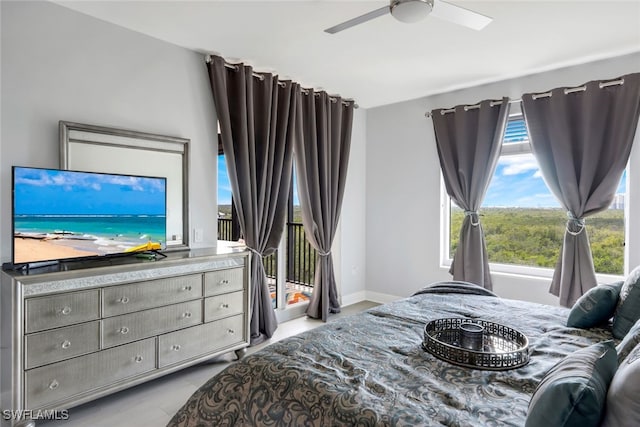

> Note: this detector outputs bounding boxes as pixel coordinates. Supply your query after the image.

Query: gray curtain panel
[522,73,640,307]
[431,98,510,290]
[294,90,355,321]
[207,56,298,344]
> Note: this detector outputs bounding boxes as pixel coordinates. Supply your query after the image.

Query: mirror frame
[59,121,190,250]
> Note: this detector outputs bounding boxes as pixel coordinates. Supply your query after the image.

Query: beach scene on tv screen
[13,167,167,264]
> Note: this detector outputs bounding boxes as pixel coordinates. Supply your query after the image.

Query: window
[217,153,230,233]
[217,151,240,241]
[446,115,626,276]
[284,167,315,306]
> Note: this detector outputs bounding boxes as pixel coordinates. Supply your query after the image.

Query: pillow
[613,265,640,339]
[525,341,617,427]
[601,344,640,427]
[567,281,624,328]
[616,317,640,364]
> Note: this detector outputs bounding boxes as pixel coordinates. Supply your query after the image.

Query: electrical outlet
[194,228,204,243]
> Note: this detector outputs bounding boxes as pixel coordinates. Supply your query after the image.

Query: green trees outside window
[450,207,624,275]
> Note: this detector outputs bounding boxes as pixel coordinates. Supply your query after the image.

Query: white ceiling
[53,0,640,108]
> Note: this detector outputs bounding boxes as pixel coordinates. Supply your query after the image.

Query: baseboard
[341,291,366,307]
[364,291,401,304]
[341,290,401,306]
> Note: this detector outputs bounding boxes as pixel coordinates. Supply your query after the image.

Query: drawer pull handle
[61,340,72,349]
[172,345,181,351]
[227,329,235,335]
[220,303,230,309]
[219,279,230,285]
[134,355,144,363]
[120,327,130,335]
[119,296,130,304]
[182,286,192,291]
[182,312,192,318]
[49,380,59,390]
[60,306,72,316]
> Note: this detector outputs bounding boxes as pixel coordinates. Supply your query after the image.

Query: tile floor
[37,301,379,427]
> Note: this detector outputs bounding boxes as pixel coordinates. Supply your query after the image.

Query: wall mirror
[59,121,190,249]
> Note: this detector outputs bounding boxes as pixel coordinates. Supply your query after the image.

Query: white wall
[338,108,367,305]
[366,52,640,304]
[0,0,219,263]
[0,0,368,306]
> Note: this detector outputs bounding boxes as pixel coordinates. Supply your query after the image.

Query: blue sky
[14,167,166,215]
[217,156,233,205]
[483,154,626,208]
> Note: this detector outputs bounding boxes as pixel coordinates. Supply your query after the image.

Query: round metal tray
[422,318,530,370]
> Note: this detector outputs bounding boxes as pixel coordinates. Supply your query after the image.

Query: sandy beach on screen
[13,237,99,264]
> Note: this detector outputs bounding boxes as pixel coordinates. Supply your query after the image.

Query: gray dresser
[0,247,250,427]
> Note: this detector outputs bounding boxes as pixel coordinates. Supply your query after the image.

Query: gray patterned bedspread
[169,292,614,426]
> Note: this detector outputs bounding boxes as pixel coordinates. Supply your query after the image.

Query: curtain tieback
[464,210,480,227]
[566,212,586,236]
[245,246,264,258]
[317,250,332,257]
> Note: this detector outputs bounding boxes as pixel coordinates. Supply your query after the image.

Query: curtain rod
[424,78,625,118]
[206,54,358,109]
[300,88,358,108]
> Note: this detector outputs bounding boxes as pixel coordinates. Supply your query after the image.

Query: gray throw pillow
[601,344,640,427]
[567,282,624,328]
[525,341,617,427]
[616,318,640,364]
[613,265,640,339]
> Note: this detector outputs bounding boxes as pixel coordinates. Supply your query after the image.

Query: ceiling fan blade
[430,0,492,31]
[324,6,390,34]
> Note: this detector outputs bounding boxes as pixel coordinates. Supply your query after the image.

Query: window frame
[217,147,313,320]
[439,113,627,284]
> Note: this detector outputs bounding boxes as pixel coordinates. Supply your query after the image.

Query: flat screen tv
[12,166,167,266]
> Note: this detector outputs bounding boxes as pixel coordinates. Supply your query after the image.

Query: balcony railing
[263,251,277,280]
[217,219,316,287]
[286,222,316,286]
[218,218,234,241]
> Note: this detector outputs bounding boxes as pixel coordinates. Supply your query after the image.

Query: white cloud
[500,155,541,176]
[105,175,144,191]
[484,154,557,208]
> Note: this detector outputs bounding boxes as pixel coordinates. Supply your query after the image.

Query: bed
[168,284,615,426]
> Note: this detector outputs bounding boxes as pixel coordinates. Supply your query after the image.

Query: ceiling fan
[324,0,492,34]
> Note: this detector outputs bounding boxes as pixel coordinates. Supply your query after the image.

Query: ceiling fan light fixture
[391,0,434,24]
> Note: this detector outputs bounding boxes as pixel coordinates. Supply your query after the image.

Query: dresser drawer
[103,274,202,317]
[158,314,245,368]
[25,321,100,369]
[25,338,155,409]
[102,300,202,348]
[25,290,100,333]
[204,291,245,322]
[204,268,244,296]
